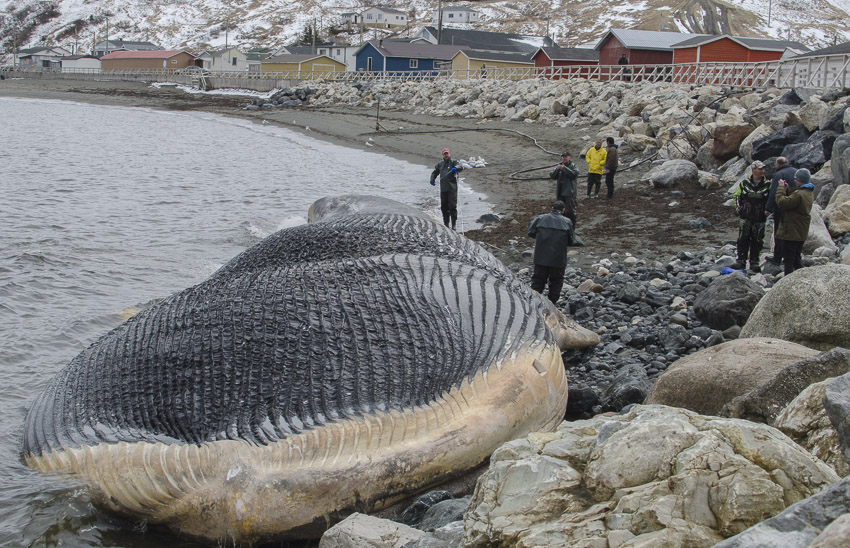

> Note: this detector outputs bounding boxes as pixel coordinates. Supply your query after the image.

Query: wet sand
[0,77,738,269]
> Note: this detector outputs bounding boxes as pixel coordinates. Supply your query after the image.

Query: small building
[15,46,72,70]
[594,29,702,65]
[671,35,810,63]
[450,49,534,80]
[341,12,361,26]
[59,55,102,72]
[414,27,554,55]
[245,48,272,72]
[94,40,161,57]
[259,54,345,73]
[362,7,408,29]
[532,46,598,79]
[101,50,196,71]
[197,47,248,71]
[433,6,482,26]
[355,39,468,72]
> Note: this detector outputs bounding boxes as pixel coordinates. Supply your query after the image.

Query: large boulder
[739,124,773,163]
[644,338,820,416]
[824,372,850,466]
[781,133,833,174]
[739,264,850,351]
[752,125,811,162]
[833,134,850,187]
[722,347,850,424]
[804,204,838,255]
[319,513,426,548]
[463,405,838,548]
[692,273,765,330]
[799,98,829,132]
[714,124,755,161]
[644,159,699,188]
[821,104,850,133]
[713,476,850,548]
[825,183,850,236]
[774,379,850,476]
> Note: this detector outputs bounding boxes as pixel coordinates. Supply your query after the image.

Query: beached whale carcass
[20,195,598,544]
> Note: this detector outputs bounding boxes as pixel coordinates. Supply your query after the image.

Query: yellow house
[450,49,534,80]
[260,54,346,73]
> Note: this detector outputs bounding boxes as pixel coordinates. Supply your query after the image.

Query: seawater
[0,97,491,547]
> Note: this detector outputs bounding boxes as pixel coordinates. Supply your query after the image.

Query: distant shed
[101,50,196,70]
[594,29,702,65]
[672,35,810,63]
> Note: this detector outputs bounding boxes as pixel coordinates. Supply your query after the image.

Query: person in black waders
[430,147,463,230]
[527,200,577,305]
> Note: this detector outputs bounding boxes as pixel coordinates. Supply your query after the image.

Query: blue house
[354,39,469,72]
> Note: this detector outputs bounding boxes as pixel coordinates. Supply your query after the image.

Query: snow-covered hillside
[1,0,848,61]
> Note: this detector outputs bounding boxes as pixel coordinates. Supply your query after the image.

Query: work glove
[450,167,457,173]
[430,180,435,186]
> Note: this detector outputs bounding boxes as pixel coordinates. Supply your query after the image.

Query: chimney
[379,39,383,48]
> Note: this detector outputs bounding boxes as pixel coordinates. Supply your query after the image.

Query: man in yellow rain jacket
[585,139,607,199]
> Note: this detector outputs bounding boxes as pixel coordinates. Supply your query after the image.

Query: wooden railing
[3,53,849,91]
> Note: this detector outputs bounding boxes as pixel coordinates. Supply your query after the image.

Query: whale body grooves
[21,195,595,543]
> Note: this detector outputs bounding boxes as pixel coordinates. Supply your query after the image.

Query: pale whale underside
[21,197,578,543]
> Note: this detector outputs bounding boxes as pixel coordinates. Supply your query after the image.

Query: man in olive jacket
[430,148,464,230]
[775,168,814,276]
[528,201,576,304]
[549,151,579,226]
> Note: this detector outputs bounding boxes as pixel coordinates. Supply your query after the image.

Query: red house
[533,46,598,78]
[594,29,702,65]
[671,35,810,63]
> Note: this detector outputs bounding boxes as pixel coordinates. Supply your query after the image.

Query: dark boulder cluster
[243,87,316,110]
[504,235,850,420]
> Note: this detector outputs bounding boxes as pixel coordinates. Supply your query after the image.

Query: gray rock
[781,140,827,174]
[400,491,453,527]
[752,124,811,161]
[692,273,765,331]
[401,521,464,548]
[645,338,819,416]
[740,264,850,351]
[833,134,850,187]
[616,283,642,304]
[821,104,850,133]
[689,217,712,230]
[713,124,755,161]
[600,363,651,411]
[713,476,850,548]
[320,513,427,548]
[418,498,469,533]
[824,372,850,466]
[644,159,699,188]
[722,347,850,424]
[779,88,820,105]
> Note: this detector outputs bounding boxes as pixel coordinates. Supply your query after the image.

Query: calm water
[0,97,491,547]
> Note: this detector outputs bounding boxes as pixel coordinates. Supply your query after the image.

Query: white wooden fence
[3,54,849,91]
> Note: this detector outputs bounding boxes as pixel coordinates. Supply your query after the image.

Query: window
[318,49,325,55]
[449,13,454,18]
[171,59,177,64]
[409,59,418,69]
[336,49,341,55]
[232,57,237,66]
[367,14,372,20]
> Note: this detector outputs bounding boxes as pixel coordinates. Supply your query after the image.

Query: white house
[15,46,72,69]
[362,7,407,29]
[60,54,101,72]
[433,6,481,26]
[314,43,360,71]
[197,47,248,71]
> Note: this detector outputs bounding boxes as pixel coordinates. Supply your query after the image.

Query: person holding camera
[430,147,463,230]
[774,168,814,276]
[550,152,579,226]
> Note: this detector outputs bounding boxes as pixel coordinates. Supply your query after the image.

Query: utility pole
[437,0,442,43]
[767,0,772,27]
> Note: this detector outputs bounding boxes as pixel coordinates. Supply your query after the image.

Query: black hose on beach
[373,88,743,183]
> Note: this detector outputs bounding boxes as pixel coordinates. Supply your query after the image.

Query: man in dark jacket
[733,160,771,272]
[775,168,814,276]
[603,137,619,200]
[430,148,463,230]
[549,152,579,226]
[765,156,796,266]
[528,201,576,304]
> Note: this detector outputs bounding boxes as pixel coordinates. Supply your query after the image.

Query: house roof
[535,46,599,62]
[364,7,406,15]
[99,40,161,50]
[261,54,341,64]
[101,50,192,60]
[671,34,809,52]
[422,26,553,54]
[60,55,100,61]
[440,6,479,12]
[200,47,243,58]
[794,41,850,58]
[359,39,470,60]
[595,29,703,51]
[455,49,534,64]
[16,46,67,55]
